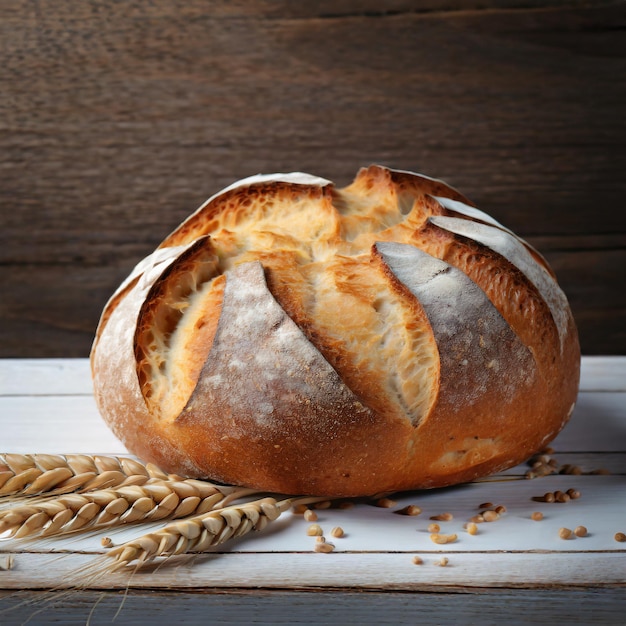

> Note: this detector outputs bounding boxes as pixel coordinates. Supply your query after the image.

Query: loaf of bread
[91,165,580,496]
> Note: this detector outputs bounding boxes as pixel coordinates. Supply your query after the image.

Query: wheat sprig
[0,478,256,539]
[105,495,295,570]
[0,453,177,498]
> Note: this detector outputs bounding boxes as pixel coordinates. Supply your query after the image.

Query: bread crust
[91,165,580,496]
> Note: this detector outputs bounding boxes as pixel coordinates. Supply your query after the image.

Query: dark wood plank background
[1,0,625,357]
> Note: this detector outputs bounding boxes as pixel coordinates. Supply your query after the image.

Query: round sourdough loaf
[90,165,580,496]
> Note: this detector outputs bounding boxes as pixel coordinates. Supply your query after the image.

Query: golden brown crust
[91,166,580,496]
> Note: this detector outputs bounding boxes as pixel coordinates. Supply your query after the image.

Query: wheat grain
[0,454,174,498]
[105,496,292,570]
[0,478,252,539]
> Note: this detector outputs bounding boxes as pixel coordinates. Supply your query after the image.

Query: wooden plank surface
[1,1,625,357]
[2,588,625,626]
[0,358,624,562]
[2,551,626,592]
[2,474,624,553]
[0,356,624,623]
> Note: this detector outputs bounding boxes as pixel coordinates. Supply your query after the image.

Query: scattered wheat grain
[314,542,335,553]
[395,505,422,516]
[430,533,457,544]
[307,524,323,537]
[313,501,332,510]
[375,498,396,508]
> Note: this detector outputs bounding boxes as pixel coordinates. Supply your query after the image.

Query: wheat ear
[105,495,293,570]
[0,478,257,539]
[0,453,175,498]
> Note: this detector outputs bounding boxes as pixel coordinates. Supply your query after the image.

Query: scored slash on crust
[90,165,580,497]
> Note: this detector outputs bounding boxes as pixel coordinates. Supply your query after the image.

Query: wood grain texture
[0,356,624,624]
[2,588,625,626]
[1,1,625,356]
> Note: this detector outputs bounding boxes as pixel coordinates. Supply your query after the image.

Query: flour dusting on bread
[91,165,580,496]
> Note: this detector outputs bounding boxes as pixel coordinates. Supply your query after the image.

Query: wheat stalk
[105,495,296,570]
[0,454,334,575]
[0,478,257,539]
[0,453,175,498]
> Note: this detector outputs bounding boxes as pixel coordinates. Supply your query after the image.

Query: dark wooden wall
[1,1,625,357]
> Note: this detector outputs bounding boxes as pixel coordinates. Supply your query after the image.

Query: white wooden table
[0,357,625,625]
